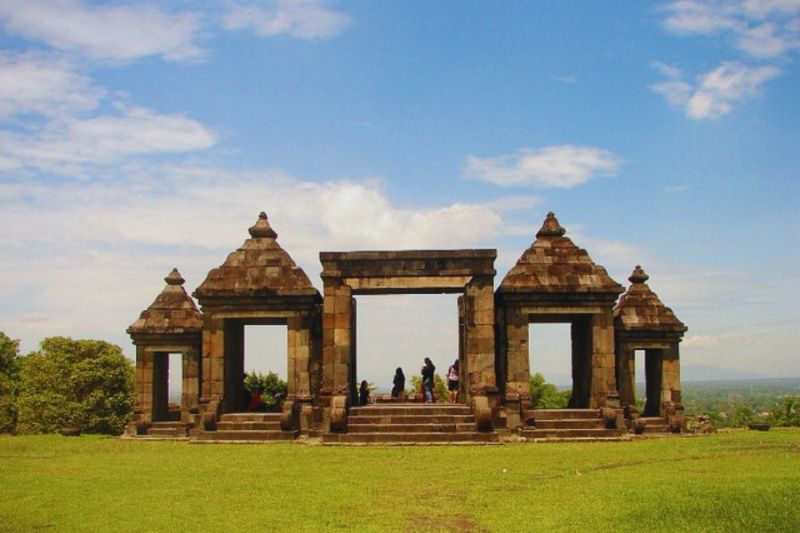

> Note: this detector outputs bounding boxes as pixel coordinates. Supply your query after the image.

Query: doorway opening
[152,351,183,421]
[356,294,459,402]
[222,319,288,412]
[528,324,571,408]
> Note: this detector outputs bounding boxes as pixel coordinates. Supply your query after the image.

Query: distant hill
[681,365,773,382]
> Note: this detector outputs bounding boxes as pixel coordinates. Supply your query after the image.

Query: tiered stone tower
[192,212,322,433]
[127,268,203,436]
[614,265,687,432]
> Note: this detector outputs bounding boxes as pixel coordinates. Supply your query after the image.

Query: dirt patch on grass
[404,514,488,532]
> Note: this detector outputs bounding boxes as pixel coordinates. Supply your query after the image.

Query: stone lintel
[196,294,321,313]
[320,249,497,280]
[141,344,198,354]
[618,340,673,351]
[616,330,685,345]
[522,306,606,317]
[342,275,474,294]
[129,333,201,347]
[206,311,295,323]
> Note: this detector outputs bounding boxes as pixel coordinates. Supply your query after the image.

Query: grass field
[1,431,798,532]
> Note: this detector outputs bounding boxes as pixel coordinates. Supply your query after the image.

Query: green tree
[769,396,800,427]
[732,404,755,427]
[244,371,287,409]
[529,373,570,409]
[409,373,450,403]
[0,332,21,433]
[16,337,134,435]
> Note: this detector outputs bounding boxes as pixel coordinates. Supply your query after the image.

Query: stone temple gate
[127,211,686,442]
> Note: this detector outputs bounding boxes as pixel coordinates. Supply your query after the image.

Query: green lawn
[1,431,798,532]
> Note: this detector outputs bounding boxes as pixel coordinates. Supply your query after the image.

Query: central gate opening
[356,294,459,400]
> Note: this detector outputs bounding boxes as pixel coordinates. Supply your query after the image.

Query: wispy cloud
[0,51,102,119]
[0,107,217,173]
[224,0,352,40]
[655,1,797,118]
[661,0,800,59]
[651,61,780,119]
[463,146,621,188]
[0,0,204,62]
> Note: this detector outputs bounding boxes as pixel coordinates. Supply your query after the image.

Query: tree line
[0,332,133,435]
[1,329,798,435]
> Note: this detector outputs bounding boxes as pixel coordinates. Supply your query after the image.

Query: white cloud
[0,107,217,172]
[0,51,102,118]
[683,331,751,348]
[464,146,621,188]
[652,61,780,119]
[0,0,203,61]
[737,22,795,57]
[0,170,505,354]
[224,0,352,40]
[661,0,800,59]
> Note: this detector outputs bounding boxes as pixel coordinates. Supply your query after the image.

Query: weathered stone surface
[614,265,687,339]
[127,268,203,336]
[194,212,319,302]
[498,212,624,298]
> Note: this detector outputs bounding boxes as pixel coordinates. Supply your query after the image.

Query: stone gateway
[127,211,686,442]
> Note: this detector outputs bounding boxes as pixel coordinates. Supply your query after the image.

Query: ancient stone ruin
[127,211,686,442]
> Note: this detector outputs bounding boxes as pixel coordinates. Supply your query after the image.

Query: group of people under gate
[358,358,460,405]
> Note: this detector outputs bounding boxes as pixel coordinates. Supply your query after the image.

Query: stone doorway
[354,294,461,401]
[221,319,289,413]
[319,250,497,431]
[528,321,589,407]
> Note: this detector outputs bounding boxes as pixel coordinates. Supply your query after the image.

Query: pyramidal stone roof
[498,212,624,295]
[614,265,687,334]
[127,268,203,335]
[193,212,319,301]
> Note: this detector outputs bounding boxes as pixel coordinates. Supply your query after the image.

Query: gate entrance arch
[318,250,497,430]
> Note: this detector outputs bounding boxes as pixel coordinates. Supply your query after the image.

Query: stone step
[521,428,625,439]
[639,417,671,433]
[533,419,608,430]
[219,412,282,422]
[216,421,282,431]
[348,414,475,425]
[351,404,472,417]
[150,421,188,428]
[524,409,601,421]
[347,423,477,433]
[323,432,499,444]
[147,427,187,437]
[196,430,298,441]
[147,421,189,437]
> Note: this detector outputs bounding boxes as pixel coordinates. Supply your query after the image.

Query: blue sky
[0,1,798,387]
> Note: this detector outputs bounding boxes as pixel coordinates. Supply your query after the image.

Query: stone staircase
[521,408,626,440]
[195,412,298,442]
[636,416,671,434]
[323,403,499,444]
[146,421,190,438]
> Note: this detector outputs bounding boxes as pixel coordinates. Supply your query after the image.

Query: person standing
[359,380,371,406]
[447,360,459,403]
[421,357,436,404]
[391,367,405,400]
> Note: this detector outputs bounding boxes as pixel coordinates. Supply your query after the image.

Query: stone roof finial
[628,265,649,284]
[536,211,566,238]
[249,211,278,239]
[164,268,185,286]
